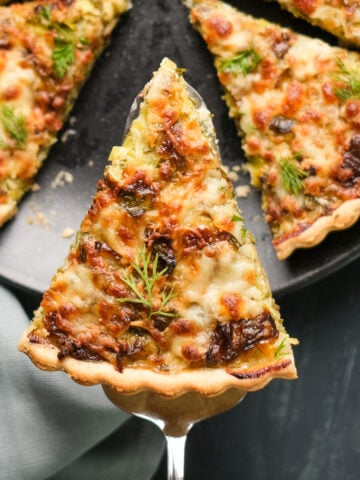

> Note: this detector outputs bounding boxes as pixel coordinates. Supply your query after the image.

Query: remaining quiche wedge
[18,58,297,397]
[272,0,360,48]
[0,0,131,227]
[189,0,360,260]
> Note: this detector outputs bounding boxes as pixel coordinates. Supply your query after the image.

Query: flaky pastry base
[275,198,360,260]
[18,327,297,397]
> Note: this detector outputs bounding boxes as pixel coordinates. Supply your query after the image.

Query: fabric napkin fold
[0,284,164,480]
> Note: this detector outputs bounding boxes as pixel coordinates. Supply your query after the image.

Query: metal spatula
[103,78,246,479]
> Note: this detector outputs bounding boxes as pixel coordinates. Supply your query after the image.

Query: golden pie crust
[19,327,296,396]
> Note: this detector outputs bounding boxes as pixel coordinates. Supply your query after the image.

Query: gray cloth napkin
[0,285,164,480]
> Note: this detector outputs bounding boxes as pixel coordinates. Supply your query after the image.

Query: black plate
[1,0,360,297]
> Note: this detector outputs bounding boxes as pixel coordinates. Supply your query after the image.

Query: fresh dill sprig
[219,49,262,76]
[52,37,75,79]
[38,6,84,79]
[231,214,255,243]
[0,105,27,149]
[41,5,51,21]
[277,152,308,195]
[79,37,91,46]
[119,245,177,318]
[274,338,288,359]
[334,58,360,101]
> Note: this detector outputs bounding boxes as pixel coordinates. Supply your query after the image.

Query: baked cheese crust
[272,0,360,48]
[190,0,360,259]
[0,0,131,227]
[18,58,297,396]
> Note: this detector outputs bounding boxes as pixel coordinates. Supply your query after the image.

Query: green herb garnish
[219,49,262,76]
[41,5,52,21]
[37,6,81,79]
[231,214,255,242]
[277,152,308,195]
[274,338,287,359]
[0,105,27,149]
[52,37,75,79]
[119,245,177,318]
[79,37,91,46]
[334,58,360,101]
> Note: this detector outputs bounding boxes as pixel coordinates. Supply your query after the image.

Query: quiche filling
[0,0,131,226]
[272,0,360,48]
[190,0,360,258]
[21,58,296,386]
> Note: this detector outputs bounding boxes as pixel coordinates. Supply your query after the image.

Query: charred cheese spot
[182,343,205,362]
[253,108,272,131]
[293,0,318,15]
[282,81,304,116]
[170,318,196,335]
[220,293,243,320]
[207,15,233,38]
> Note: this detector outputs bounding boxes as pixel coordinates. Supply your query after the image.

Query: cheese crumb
[228,170,239,182]
[62,227,75,238]
[235,185,251,198]
[61,128,77,143]
[51,170,74,189]
[26,204,50,230]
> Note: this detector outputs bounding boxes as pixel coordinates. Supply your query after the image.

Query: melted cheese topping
[190,0,360,257]
[28,58,293,375]
[0,0,131,226]
[275,0,360,47]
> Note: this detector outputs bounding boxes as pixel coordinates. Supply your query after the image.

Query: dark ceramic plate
[1,0,360,298]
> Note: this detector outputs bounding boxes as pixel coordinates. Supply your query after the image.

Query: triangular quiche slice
[18,58,297,396]
[271,0,360,48]
[189,0,360,259]
[0,0,131,227]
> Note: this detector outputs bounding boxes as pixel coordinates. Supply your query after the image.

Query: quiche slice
[0,0,131,227]
[272,0,360,48]
[18,58,297,397]
[189,0,360,259]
